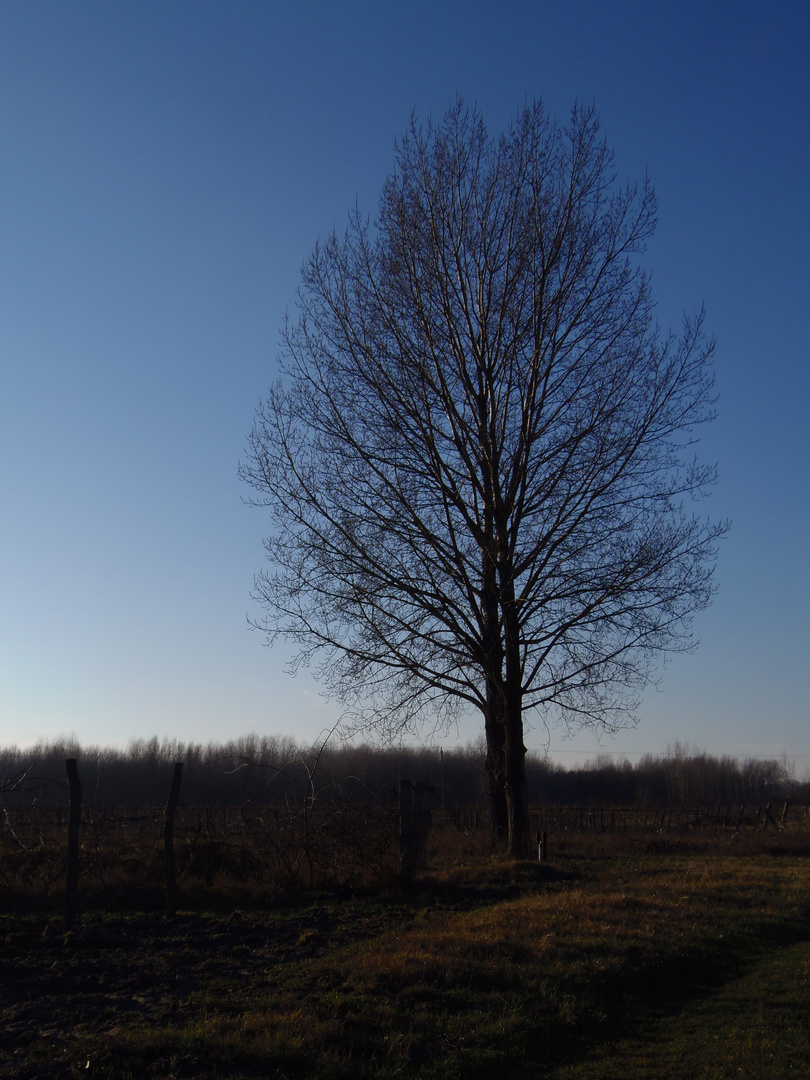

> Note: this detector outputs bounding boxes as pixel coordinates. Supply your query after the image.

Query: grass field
[1,824,808,1078]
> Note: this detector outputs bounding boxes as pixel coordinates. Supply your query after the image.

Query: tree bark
[503,701,530,857]
[501,545,530,857]
[485,701,508,841]
[481,492,509,842]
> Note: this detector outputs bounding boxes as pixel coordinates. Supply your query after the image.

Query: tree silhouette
[242,100,727,854]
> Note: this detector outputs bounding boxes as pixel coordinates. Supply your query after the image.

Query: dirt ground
[1,903,398,1079]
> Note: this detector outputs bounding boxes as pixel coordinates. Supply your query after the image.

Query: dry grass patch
[200,852,808,1078]
[2,841,807,1079]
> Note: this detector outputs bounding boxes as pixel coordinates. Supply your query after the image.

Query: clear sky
[1,1,808,770]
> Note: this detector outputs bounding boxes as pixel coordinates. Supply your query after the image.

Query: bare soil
[1,902,405,1079]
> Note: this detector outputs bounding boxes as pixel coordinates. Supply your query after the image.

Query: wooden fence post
[413,781,430,858]
[164,762,184,919]
[64,758,81,932]
[399,779,414,883]
[399,780,432,883]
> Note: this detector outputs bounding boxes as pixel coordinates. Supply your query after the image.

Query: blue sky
[1,1,808,769]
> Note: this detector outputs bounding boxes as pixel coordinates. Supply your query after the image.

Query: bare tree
[242,100,727,855]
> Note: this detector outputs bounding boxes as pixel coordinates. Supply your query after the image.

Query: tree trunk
[500,548,530,857]
[503,700,530,857]
[483,665,528,855]
[481,522,508,842]
[485,699,508,842]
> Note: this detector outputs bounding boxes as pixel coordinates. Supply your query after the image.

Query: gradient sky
[1,1,808,770]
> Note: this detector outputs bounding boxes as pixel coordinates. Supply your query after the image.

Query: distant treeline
[0,735,804,810]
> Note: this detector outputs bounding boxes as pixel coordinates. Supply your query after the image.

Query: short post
[399,779,414,883]
[64,758,82,932]
[413,780,430,861]
[537,829,547,862]
[164,762,184,919]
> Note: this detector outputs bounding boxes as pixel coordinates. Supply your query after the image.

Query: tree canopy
[242,100,727,853]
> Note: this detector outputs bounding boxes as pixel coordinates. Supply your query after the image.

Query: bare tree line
[0,736,802,810]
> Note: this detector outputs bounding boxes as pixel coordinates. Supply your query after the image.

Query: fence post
[164,762,184,919]
[537,830,547,862]
[64,758,81,932]
[399,779,414,883]
[414,781,430,860]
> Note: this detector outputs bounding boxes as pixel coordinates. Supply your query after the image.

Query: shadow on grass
[517,913,810,1080]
